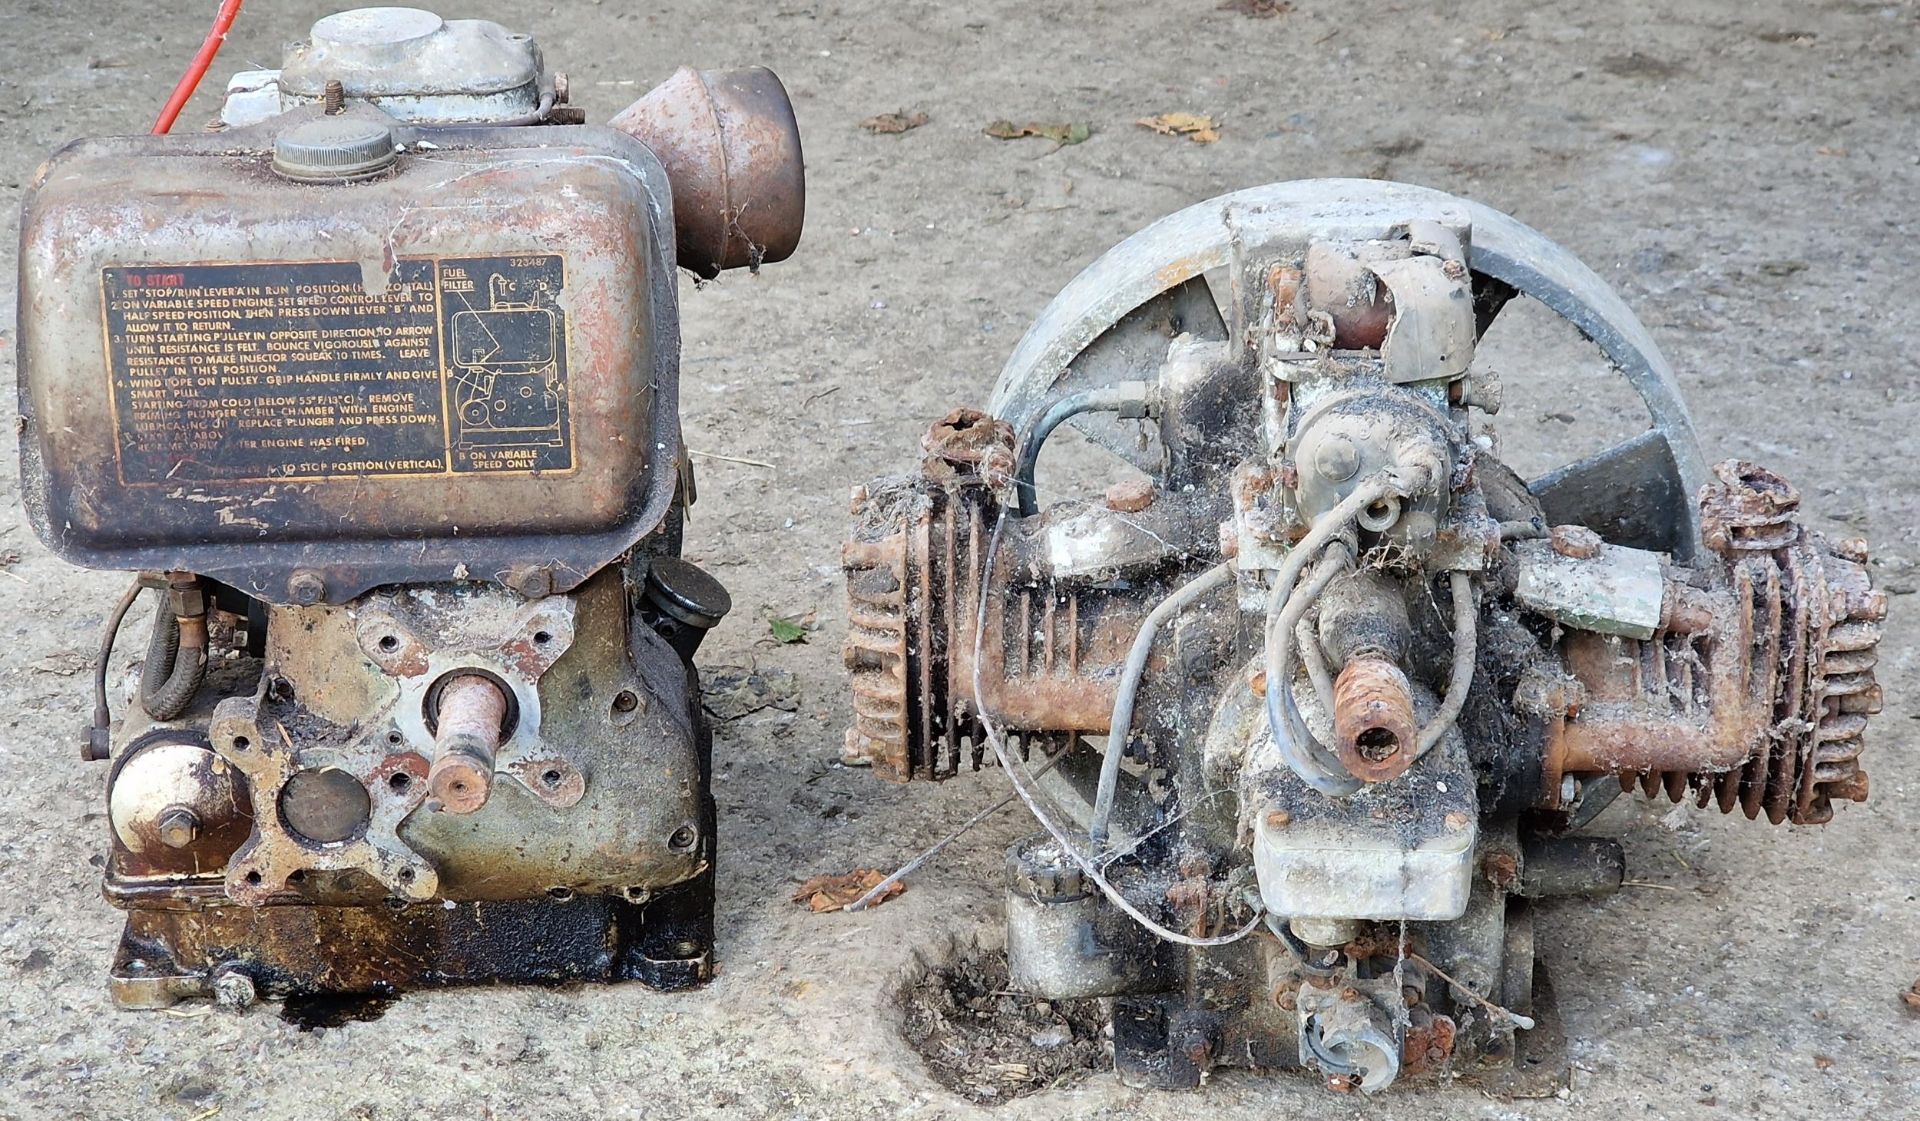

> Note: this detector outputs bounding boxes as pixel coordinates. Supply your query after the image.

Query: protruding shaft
[1331,655,1417,783]
[429,675,508,814]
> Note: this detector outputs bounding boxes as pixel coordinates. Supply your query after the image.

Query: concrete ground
[1,0,1916,1117]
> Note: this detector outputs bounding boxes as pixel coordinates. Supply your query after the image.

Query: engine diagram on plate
[443,262,571,473]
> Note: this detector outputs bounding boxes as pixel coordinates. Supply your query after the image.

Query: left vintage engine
[843,181,1883,1091]
[16,8,803,1007]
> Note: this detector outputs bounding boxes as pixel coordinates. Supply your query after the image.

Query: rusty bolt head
[505,563,554,599]
[1265,809,1291,831]
[156,806,201,849]
[1276,987,1299,1011]
[1549,524,1604,559]
[1250,670,1268,697]
[1106,477,1156,514]
[211,965,256,1009]
[1443,811,1471,831]
[287,569,326,605]
[1484,851,1519,888]
[1441,258,1468,280]
[1326,1074,1355,1094]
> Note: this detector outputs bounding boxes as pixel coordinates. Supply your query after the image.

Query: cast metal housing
[842,180,1882,1092]
[16,7,804,1008]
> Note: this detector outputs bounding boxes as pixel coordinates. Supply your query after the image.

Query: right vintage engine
[843,181,1883,1092]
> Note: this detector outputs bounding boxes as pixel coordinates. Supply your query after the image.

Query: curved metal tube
[1413,571,1477,757]
[87,578,146,760]
[1014,382,1150,516]
[1295,615,1337,717]
[1269,544,1360,795]
[1256,476,1398,795]
[1089,561,1233,847]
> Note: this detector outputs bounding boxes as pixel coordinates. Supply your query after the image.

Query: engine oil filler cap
[644,557,732,631]
[272,116,399,183]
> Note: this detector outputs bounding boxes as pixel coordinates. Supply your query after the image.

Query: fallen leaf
[1814,1054,1835,1071]
[32,651,92,677]
[861,109,929,134]
[1136,112,1220,144]
[792,869,904,913]
[1217,0,1291,17]
[768,616,809,644]
[1901,978,1920,1012]
[1815,145,1848,157]
[985,119,1090,146]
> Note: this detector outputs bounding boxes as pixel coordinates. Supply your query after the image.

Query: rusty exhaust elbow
[610,67,806,279]
[1332,655,1418,783]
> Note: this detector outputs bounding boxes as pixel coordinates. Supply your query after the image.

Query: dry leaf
[792,869,905,913]
[32,651,92,677]
[984,120,1090,146]
[1218,0,1291,17]
[1137,112,1220,144]
[861,110,928,134]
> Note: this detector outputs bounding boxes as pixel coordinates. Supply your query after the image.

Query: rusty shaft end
[610,66,806,279]
[1331,655,1418,783]
[429,675,509,815]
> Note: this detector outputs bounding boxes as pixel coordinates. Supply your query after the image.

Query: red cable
[151,0,246,134]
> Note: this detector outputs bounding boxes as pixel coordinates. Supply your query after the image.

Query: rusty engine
[843,181,1882,1091]
[15,7,803,1008]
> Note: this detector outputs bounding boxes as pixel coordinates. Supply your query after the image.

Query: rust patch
[1401,1013,1457,1075]
[507,757,586,808]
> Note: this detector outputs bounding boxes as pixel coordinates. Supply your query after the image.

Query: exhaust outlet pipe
[611,67,806,278]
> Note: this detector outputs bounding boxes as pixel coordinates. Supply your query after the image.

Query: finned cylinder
[429,674,509,814]
[1332,655,1417,783]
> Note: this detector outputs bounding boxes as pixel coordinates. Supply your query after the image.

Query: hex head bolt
[429,675,509,814]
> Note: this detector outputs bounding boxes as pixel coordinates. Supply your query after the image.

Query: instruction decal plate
[101,254,573,484]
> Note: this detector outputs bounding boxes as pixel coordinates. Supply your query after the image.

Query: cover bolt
[287,569,326,605]
[156,806,200,849]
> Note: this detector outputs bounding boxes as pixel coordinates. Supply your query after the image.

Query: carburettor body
[17,7,804,1008]
[843,181,1882,1092]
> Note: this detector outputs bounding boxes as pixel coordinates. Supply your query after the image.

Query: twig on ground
[845,749,1069,912]
[688,448,776,469]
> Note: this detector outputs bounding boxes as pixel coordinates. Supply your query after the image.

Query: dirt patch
[897,945,1107,1104]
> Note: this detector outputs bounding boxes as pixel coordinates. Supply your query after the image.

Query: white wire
[970,501,1266,949]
